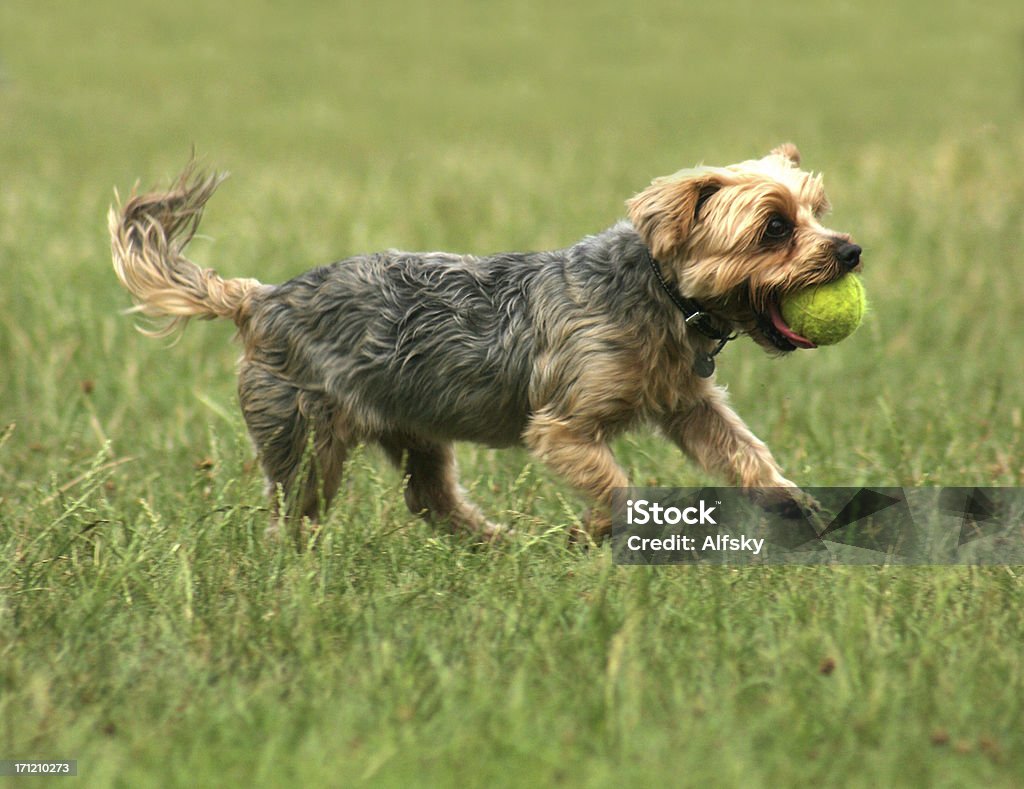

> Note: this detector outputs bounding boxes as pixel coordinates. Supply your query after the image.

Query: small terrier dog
[109,144,861,541]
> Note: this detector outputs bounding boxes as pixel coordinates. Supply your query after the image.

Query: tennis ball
[780,275,866,346]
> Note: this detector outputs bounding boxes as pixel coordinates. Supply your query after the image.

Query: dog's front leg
[661,387,803,502]
[524,412,629,543]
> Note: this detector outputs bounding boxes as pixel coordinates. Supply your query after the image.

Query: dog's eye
[763,215,793,242]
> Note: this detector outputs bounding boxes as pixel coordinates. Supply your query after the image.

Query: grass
[2,0,1023,785]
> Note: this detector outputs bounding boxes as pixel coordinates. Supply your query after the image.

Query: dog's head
[627,144,862,353]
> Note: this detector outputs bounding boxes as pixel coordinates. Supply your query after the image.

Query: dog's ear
[627,172,723,261]
[770,143,801,166]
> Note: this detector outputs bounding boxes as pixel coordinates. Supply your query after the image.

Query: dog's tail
[108,162,262,336]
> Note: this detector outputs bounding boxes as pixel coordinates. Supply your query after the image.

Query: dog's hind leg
[380,435,503,540]
[238,363,348,532]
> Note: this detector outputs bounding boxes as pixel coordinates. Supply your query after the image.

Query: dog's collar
[643,247,737,378]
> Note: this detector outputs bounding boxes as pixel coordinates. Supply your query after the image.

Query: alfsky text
[624,533,765,555]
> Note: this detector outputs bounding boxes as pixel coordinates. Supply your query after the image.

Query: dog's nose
[835,241,862,270]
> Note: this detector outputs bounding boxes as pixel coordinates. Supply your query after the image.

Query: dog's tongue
[768,303,817,349]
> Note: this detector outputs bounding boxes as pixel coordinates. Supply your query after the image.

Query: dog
[109,144,861,542]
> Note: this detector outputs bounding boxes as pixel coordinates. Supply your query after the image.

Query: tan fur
[109,163,262,337]
[628,149,851,320]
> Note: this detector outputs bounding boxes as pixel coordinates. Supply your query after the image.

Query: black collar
[643,247,737,377]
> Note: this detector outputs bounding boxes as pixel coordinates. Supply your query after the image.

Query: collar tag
[693,353,716,378]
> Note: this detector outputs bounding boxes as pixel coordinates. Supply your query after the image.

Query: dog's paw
[748,486,822,521]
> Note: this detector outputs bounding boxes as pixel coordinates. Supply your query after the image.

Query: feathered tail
[108,162,262,336]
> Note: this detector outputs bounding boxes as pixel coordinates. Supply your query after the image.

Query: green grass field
[2,1,1023,785]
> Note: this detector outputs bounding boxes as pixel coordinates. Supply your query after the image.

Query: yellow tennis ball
[780,275,866,346]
